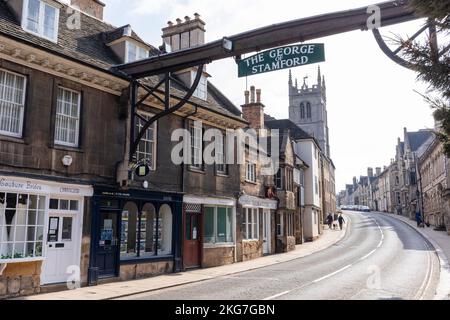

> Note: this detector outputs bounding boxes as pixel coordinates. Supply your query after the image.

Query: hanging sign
[135,164,150,177]
[238,44,325,77]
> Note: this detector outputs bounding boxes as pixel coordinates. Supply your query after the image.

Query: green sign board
[238,44,325,78]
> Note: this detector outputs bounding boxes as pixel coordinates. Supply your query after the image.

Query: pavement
[20,219,348,300]
[378,212,450,300]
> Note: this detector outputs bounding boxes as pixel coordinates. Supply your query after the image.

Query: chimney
[376,167,382,176]
[242,86,265,129]
[368,168,374,178]
[162,13,206,51]
[70,0,105,20]
[353,177,357,186]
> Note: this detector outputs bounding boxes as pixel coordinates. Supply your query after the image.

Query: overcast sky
[97,0,435,191]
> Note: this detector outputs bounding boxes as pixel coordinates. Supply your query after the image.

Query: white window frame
[246,162,256,183]
[216,134,226,174]
[0,69,27,138]
[54,87,81,147]
[22,0,60,43]
[243,208,259,241]
[190,123,203,170]
[125,41,149,63]
[135,111,157,170]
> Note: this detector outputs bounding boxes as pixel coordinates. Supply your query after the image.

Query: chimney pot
[185,16,191,22]
[194,13,200,20]
[70,0,105,20]
[250,86,256,103]
[256,89,261,103]
[176,18,182,24]
[244,91,250,104]
[167,21,173,26]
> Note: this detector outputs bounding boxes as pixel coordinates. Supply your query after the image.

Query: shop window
[204,206,233,244]
[0,69,26,138]
[121,202,138,258]
[49,198,79,211]
[0,193,45,260]
[55,87,81,147]
[158,204,173,255]
[140,203,156,257]
[243,208,259,240]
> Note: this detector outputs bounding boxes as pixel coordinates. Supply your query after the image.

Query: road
[118,211,440,300]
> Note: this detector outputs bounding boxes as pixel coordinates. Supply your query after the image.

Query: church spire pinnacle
[317,66,322,87]
[288,69,293,86]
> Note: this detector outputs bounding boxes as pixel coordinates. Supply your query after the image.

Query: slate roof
[406,130,435,152]
[265,119,321,149]
[0,1,243,121]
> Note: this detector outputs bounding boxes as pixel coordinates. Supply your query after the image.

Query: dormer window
[126,41,149,63]
[192,71,207,100]
[22,0,60,42]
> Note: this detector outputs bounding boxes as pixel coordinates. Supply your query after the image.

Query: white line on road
[263,291,292,301]
[312,264,353,283]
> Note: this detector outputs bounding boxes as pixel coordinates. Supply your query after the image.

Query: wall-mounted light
[143,181,149,189]
[62,155,73,167]
[222,37,233,52]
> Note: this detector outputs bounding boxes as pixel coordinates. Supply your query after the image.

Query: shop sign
[238,44,325,77]
[239,195,278,210]
[0,176,93,196]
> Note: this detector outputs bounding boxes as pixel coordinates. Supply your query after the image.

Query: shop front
[182,195,236,269]
[88,187,183,285]
[238,195,278,261]
[0,175,92,298]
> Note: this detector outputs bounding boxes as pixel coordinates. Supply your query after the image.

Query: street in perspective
[0,0,449,307]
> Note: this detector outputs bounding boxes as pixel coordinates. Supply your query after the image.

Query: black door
[96,210,120,278]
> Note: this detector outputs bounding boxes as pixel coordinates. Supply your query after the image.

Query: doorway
[183,206,202,269]
[95,210,120,278]
[263,210,271,255]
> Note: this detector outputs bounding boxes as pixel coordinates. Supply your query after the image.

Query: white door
[42,214,77,284]
[263,210,271,255]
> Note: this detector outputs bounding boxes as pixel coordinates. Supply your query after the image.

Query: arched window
[158,204,173,255]
[306,102,312,119]
[140,203,156,257]
[121,202,139,257]
[300,103,305,119]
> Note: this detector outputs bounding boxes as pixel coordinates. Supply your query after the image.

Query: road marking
[263,290,291,301]
[359,249,377,261]
[312,264,353,283]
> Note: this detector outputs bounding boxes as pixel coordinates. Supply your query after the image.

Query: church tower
[288,66,330,157]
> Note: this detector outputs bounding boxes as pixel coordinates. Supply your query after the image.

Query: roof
[0,1,242,122]
[406,130,435,152]
[265,119,322,150]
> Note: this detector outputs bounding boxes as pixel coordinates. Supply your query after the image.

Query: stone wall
[242,240,263,262]
[119,261,173,281]
[0,261,42,299]
[203,247,235,268]
[287,236,296,252]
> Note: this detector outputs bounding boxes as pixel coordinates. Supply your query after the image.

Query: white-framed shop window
[204,206,233,244]
[243,208,259,240]
[0,69,26,138]
[22,0,60,43]
[0,193,46,261]
[135,112,157,170]
[54,87,81,147]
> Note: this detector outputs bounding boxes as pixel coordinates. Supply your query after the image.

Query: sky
[94,0,435,191]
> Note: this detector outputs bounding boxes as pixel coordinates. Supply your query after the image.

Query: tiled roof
[265,119,320,147]
[407,130,435,152]
[0,1,242,122]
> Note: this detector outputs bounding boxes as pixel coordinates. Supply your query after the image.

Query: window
[55,87,80,147]
[243,208,259,240]
[286,168,294,191]
[126,42,149,63]
[135,113,157,169]
[190,123,203,169]
[120,202,171,259]
[277,212,284,237]
[306,102,312,119]
[49,199,78,211]
[23,0,59,42]
[275,168,284,189]
[0,69,26,138]
[300,103,305,119]
[246,162,256,183]
[192,72,207,100]
[216,134,226,174]
[0,193,45,260]
[286,213,294,236]
[204,206,233,244]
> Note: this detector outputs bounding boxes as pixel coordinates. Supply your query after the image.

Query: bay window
[0,69,26,138]
[243,208,259,240]
[23,0,59,42]
[204,206,233,244]
[0,193,45,261]
[55,87,80,147]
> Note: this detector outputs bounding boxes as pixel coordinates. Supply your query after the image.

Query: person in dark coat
[326,213,333,230]
[338,214,345,230]
[416,211,423,228]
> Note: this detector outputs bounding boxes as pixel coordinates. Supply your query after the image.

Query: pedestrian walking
[326,213,333,230]
[415,211,423,228]
[338,214,345,230]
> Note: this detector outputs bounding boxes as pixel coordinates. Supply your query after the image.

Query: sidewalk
[379,212,450,300]
[20,222,348,300]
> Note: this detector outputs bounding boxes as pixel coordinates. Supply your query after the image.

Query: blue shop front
[88,186,183,285]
